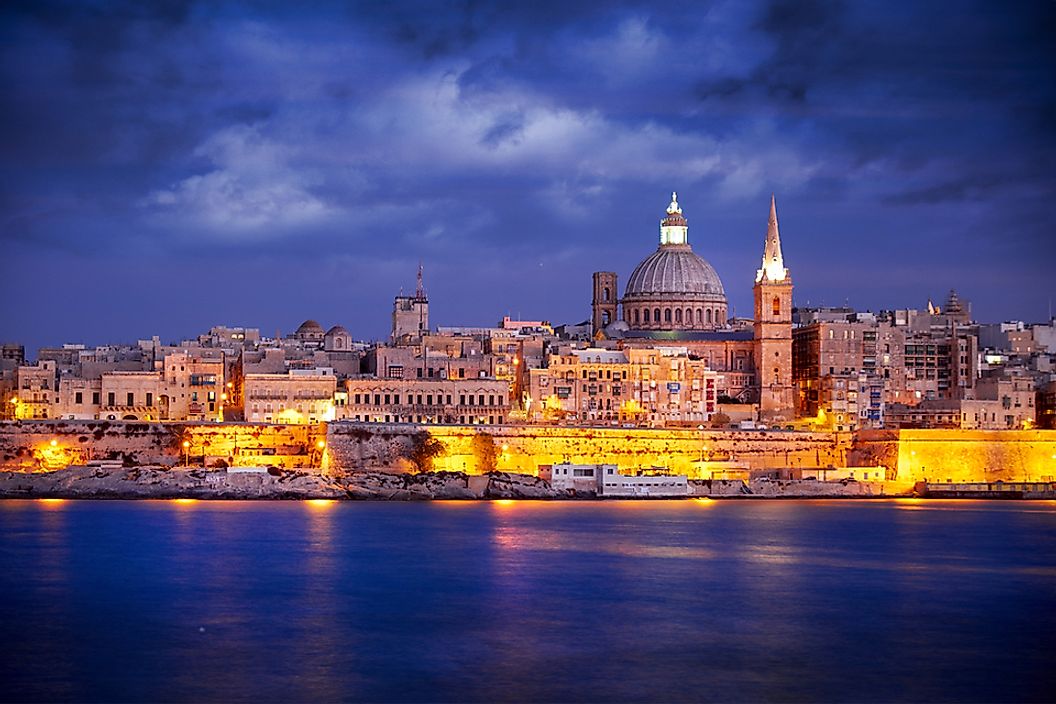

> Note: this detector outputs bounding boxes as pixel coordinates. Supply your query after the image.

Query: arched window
[685,308,692,325]
[772,296,781,317]
[634,309,640,325]
[706,309,713,324]
[602,311,610,326]
[603,287,610,302]
[697,308,703,325]
[674,308,682,324]
[653,308,661,323]
[643,309,650,323]
[664,308,672,323]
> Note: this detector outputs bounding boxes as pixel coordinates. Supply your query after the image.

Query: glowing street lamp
[182,440,191,466]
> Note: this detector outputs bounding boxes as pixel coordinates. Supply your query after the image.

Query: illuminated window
[772,296,780,317]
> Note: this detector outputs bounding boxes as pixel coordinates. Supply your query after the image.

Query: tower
[392,263,430,344]
[753,195,794,420]
[591,271,618,336]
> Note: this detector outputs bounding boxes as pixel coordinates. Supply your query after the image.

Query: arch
[772,296,781,317]
[685,308,692,326]
[674,308,682,324]
[696,308,703,325]
[664,308,672,323]
[653,308,661,323]
[634,309,640,325]
[643,308,650,323]
[603,287,610,302]
[602,311,611,326]
[706,309,713,324]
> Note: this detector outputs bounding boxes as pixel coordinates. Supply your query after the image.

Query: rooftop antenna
[416,261,425,299]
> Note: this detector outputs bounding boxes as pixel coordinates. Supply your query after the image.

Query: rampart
[3,422,1054,489]
[850,429,1056,485]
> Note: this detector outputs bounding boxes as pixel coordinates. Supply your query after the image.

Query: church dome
[624,246,726,298]
[621,193,728,331]
[294,319,325,341]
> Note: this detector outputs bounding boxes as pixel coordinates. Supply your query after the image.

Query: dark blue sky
[2,0,1054,353]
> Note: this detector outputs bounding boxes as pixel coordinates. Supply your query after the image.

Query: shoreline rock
[0,466,907,501]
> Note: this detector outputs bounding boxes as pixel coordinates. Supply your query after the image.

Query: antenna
[416,261,425,299]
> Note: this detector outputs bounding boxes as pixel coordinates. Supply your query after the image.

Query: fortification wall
[0,420,326,471]
[851,429,1056,485]
[325,422,848,477]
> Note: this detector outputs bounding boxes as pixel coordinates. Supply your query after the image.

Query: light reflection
[492,499,516,508]
[306,499,335,509]
[37,498,66,507]
[173,498,198,505]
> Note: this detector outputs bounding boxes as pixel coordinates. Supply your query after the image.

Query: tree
[471,431,498,473]
[402,431,445,473]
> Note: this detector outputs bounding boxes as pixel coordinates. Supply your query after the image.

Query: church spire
[756,194,789,282]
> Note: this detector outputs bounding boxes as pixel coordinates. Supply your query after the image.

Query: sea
[1,499,1054,703]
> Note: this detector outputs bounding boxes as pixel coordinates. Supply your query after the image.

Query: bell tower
[753,195,794,420]
[591,271,618,336]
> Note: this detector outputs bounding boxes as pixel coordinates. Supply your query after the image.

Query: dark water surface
[1,499,1054,703]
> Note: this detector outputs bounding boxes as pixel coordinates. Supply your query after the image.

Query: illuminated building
[590,193,793,412]
[243,368,337,424]
[340,377,510,424]
[392,264,429,344]
[527,346,719,426]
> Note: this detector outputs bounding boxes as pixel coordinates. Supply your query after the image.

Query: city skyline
[3,0,1055,353]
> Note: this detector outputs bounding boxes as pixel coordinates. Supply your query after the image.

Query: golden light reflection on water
[36,498,66,507]
[306,499,335,509]
[172,498,198,506]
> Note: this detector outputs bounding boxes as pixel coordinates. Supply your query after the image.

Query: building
[588,193,795,415]
[619,193,728,331]
[543,463,689,497]
[340,377,510,424]
[753,195,794,420]
[392,265,429,344]
[527,346,720,426]
[243,369,337,424]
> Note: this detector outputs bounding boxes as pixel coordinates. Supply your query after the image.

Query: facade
[527,346,719,426]
[340,377,510,425]
[243,369,337,424]
[543,463,689,497]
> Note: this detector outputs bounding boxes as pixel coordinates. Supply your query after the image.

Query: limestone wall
[851,429,1056,485]
[325,422,848,477]
[0,420,326,471]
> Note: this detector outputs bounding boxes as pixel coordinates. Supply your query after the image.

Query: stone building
[243,369,337,424]
[392,264,429,344]
[527,346,720,426]
[590,193,794,415]
[340,377,510,425]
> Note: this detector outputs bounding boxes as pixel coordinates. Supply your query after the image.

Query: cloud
[142,124,333,234]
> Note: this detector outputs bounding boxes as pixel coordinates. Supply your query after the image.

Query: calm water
[1,499,1054,703]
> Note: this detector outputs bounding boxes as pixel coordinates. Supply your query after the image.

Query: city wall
[3,422,1055,489]
[850,429,1056,485]
[0,420,326,471]
[324,423,849,478]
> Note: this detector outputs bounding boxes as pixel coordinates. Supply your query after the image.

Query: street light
[182,440,190,467]
[697,424,706,463]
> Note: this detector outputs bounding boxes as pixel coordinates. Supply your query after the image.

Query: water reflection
[1,499,1054,703]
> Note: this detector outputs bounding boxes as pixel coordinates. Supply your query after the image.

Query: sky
[2,0,1054,354]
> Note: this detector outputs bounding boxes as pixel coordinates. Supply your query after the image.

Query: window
[427,395,433,405]
[146,393,153,406]
[674,309,682,324]
[93,392,100,405]
[603,287,610,302]
[706,309,712,324]
[664,308,672,323]
[75,392,83,404]
[384,394,391,405]
[654,308,660,322]
[460,394,466,405]
[643,309,650,323]
[126,392,135,406]
[478,394,485,406]
[634,309,640,325]
[772,296,780,317]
